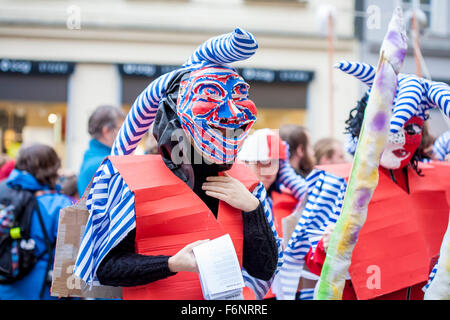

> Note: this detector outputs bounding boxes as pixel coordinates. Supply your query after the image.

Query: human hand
[322,224,335,252]
[202,172,259,212]
[168,239,210,273]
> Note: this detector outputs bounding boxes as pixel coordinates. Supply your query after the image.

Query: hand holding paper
[168,239,210,273]
[193,234,245,300]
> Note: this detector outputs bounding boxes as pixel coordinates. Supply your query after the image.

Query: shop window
[0,101,66,161]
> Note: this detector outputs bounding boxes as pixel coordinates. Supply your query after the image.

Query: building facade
[0,0,360,173]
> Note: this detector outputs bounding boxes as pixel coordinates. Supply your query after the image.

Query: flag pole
[328,12,335,138]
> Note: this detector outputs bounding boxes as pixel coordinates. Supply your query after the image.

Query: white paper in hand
[193,234,245,300]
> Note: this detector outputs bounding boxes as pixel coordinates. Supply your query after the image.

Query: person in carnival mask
[73,28,283,300]
[277,58,450,300]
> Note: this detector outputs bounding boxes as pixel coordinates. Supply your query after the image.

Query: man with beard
[73,28,282,300]
[279,125,316,178]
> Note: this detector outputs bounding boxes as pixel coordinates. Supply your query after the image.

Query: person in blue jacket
[76,105,125,197]
[0,144,72,300]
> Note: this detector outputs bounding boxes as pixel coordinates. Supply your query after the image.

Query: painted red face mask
[380,116,423,169]
[177,65,257,164]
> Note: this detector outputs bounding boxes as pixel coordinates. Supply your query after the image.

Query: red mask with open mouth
[380,116,423,169]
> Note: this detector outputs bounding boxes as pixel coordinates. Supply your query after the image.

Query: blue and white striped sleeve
[275,170,347,300]
[74,159,136,286]
[389,76,449,133]
[274,141,307,202]
[426,80,450,120]
[183,27,258,67]
[334,61,377,88]
[423,263,438,293]
[433,130,450,161]
[276,158,308,202]
[390,74,426,133]
[111,70,179,156]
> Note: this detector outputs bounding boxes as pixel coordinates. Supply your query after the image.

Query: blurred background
[0,0,449,173]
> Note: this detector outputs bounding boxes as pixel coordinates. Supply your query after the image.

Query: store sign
[240,68,314,83]
[121,63,157,77]
[278,70,314,83]
[119,63,314,83]
[0,59,74,75]
[119,64,179,78]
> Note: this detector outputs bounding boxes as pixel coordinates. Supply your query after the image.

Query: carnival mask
[380,116,423,169]
[177,65,257,164]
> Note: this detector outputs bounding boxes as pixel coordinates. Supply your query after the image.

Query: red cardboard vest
[109,155,259,300]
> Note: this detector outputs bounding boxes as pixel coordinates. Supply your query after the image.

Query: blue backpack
[0,181,52,297]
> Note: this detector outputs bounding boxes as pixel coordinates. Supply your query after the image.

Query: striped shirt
[433,130,450,161]
[275,169,347,300]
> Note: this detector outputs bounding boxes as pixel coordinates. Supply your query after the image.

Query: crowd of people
[0,22,449,301]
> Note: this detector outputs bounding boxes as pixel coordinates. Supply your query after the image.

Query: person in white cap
[238,128,320,299]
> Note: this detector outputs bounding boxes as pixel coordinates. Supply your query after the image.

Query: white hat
[238,128,287,162]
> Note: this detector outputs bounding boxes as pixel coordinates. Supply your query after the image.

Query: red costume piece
[263,191,298,299]
[109,155,259,300]
[0,160,15,181]
[305,161,450,300]
[271,191,298,240]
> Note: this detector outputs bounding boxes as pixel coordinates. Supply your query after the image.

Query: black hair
[344,92,428,176]
[344,92,369,141]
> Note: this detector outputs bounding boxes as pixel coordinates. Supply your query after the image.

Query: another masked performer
[277,10,450,298]
[73,28,284,300]
[279,58,450,300]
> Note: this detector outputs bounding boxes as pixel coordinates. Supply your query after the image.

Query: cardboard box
[51,195,122,299]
